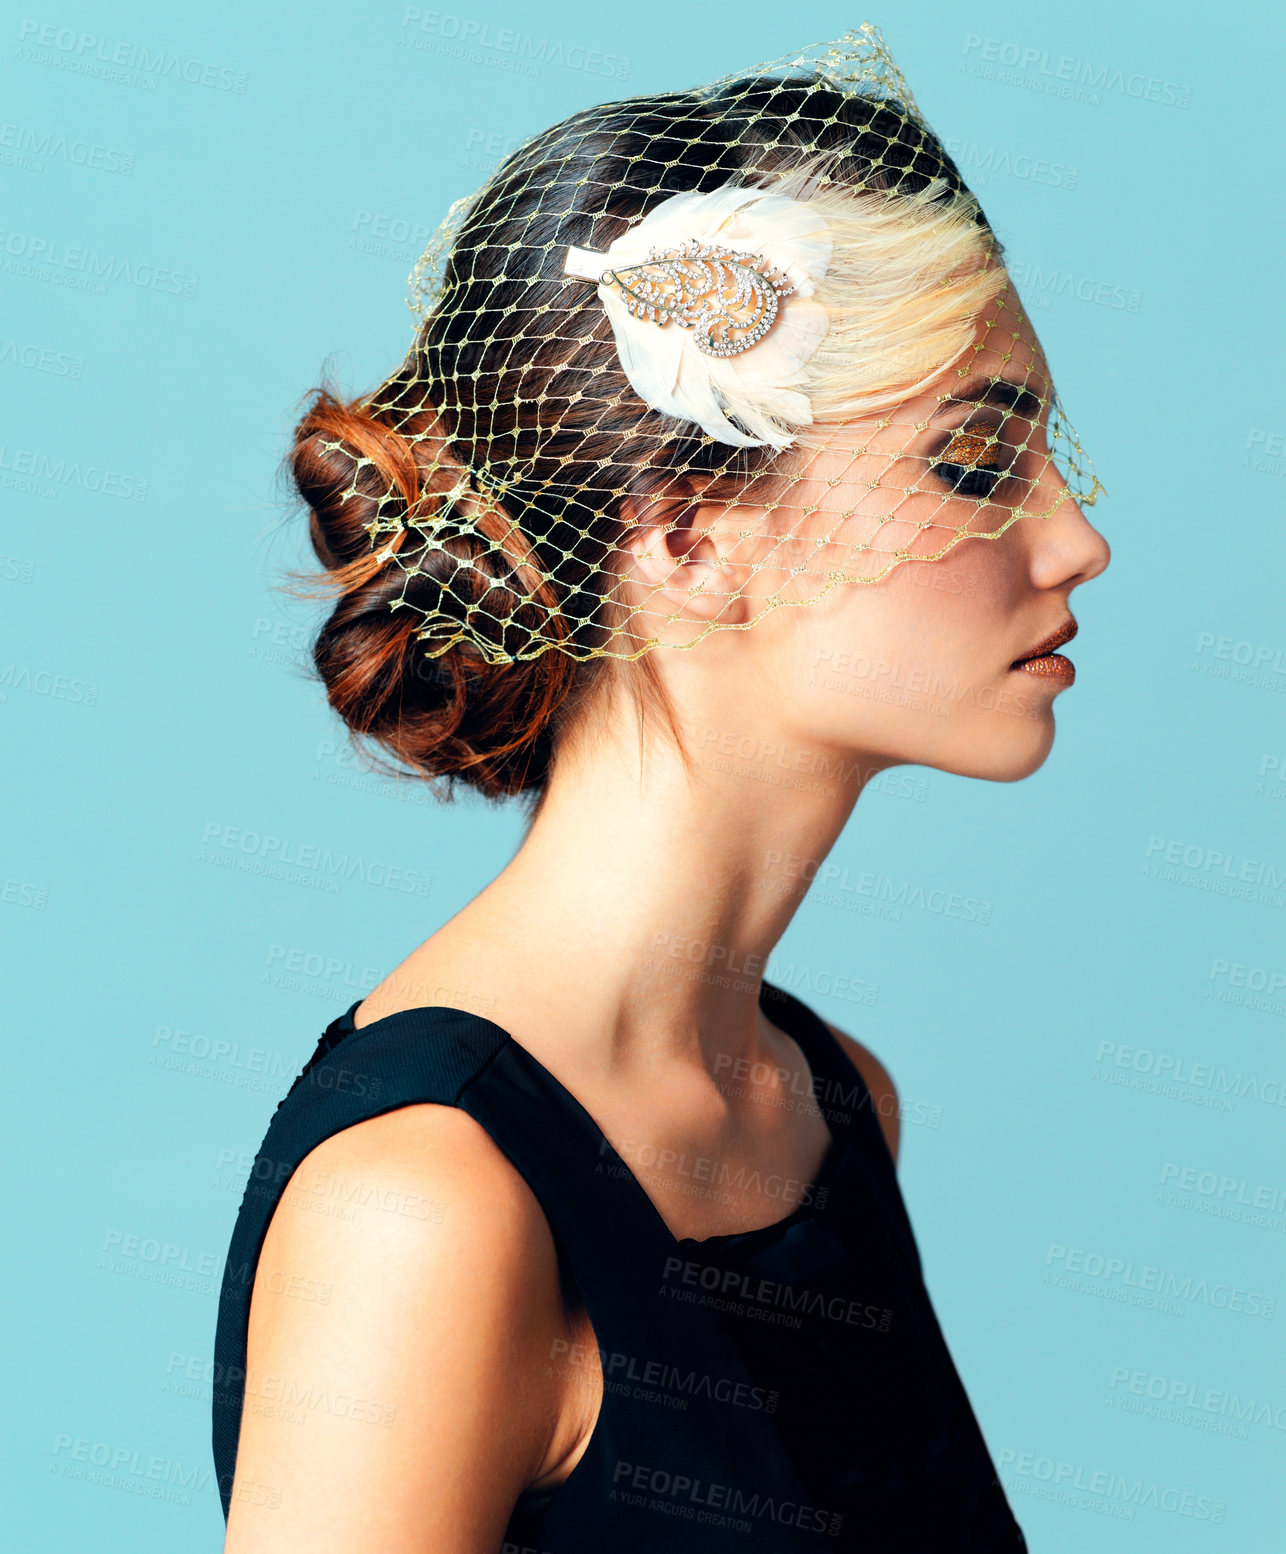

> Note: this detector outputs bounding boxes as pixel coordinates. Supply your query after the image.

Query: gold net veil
[318,23,1102,667]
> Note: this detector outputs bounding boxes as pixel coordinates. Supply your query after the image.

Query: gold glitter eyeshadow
[940,424,1003,470]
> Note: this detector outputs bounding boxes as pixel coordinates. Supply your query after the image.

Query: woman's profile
[213,26,1109,1552]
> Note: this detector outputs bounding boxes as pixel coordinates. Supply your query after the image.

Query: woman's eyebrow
[936,376,1045,419]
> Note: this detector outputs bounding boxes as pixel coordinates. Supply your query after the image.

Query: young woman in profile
[213,28,1109,1554]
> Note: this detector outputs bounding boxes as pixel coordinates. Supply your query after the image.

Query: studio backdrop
[4,1,1283,1550]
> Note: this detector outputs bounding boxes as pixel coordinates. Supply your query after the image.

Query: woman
[214,27,1109,1553]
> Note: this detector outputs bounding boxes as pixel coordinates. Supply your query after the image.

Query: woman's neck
[432,686,887,1075]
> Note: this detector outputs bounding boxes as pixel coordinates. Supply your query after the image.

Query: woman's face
[643,286,1112,785]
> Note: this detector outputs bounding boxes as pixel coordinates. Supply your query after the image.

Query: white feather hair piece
[563,183,833,449]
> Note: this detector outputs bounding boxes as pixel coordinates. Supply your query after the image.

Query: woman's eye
[934,462,1002,499]
[930,423,1010,500]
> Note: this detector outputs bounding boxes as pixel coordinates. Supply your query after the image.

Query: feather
[563,183,834,448]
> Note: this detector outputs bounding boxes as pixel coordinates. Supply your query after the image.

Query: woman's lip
[1011,617,1078,666]
[1010,652,1075,684]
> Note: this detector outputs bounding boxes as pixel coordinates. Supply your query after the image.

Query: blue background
[4,1,1283,1548]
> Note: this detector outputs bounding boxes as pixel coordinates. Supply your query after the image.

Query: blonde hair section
[755,158,1008,435]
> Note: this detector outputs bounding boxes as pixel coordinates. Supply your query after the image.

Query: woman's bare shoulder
[283,1102,540,1235]
[824,1023,900,1165]
[225,1104,572,1552]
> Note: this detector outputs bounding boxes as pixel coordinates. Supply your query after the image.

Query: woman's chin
[927,718,1058,783]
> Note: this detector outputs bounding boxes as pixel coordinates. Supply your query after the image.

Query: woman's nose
[1028,491,1111,591]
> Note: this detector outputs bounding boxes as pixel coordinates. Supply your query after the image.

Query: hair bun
[288,385,578,799]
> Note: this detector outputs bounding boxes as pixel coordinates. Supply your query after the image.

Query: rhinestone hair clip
[565,239,797,358]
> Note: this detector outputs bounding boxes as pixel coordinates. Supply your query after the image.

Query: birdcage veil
[317,23,1102,668]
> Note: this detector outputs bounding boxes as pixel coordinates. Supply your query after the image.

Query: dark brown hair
[289,75,982,802]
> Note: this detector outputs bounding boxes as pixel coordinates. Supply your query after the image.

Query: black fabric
[212,980,1026,1551]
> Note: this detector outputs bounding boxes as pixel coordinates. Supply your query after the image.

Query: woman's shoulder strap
[212,1002,509,1515]
[759,977,875,1113]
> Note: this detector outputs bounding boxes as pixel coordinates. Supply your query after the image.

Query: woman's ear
[616,478,752,626]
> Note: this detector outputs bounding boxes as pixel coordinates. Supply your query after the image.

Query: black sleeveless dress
[212,979,1026,1552]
